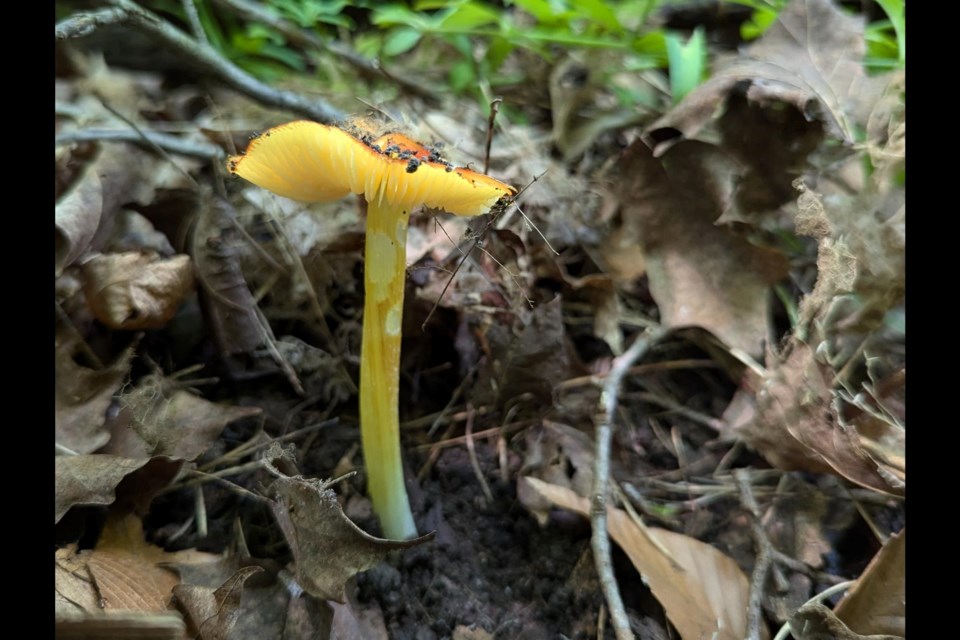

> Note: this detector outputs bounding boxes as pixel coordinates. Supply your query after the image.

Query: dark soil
[355,445,605,640]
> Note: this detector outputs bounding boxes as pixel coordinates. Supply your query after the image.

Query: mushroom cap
[227,121,515,216]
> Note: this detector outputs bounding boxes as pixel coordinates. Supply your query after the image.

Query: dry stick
[592,327,666,640]
[63,0,343,124]
[464,405,494,504]
[54,7,129,38]
[733,468,774,640]
[483,97,502,175]
[182,0,209,44]
[55,128,225,161]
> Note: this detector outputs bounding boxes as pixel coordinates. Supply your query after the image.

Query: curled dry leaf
[55,455,148,523]
[609,139,788,356]
[747,342,903,496]
[268,472,435,603]
[103,373,261,461]
[55,144,174,275]
[81,251,195,330]
[173,566,263,640]
[834,528,905,637]
[645,0,870,154]
[523,477,759,640]
[55,329,135,454]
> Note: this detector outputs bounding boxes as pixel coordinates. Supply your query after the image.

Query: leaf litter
[54,0,905,636]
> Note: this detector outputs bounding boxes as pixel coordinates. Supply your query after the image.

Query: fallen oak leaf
[267,470,434,603]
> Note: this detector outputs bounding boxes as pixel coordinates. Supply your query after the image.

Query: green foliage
[181,0,903,100]
[665,27,705,103]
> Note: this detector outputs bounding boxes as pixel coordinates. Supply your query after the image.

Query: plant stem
[360,198,418,540]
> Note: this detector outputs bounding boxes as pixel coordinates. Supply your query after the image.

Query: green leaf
[372,5,434,29]
[449,59,476,92]
[484,36,515,72]
[382,27,423,56]
[439,2,502,29]
[666,26,706,103]
[874,0,905,63]
[570,0,623,33]
[509,0,568,24]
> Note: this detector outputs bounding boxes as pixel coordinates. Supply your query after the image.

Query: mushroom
[227,120,515,539]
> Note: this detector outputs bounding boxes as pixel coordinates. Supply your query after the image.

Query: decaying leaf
[790,603,902,640]
[56,513,220,620]
[645,0,871,154]
[518,421,596,524]
[103,373,261,461]
[55,327,136,454]
[609,139,788,356]
[81,251,194,330]
[746,342,903,495]
[55,455,148,523]
[735,180,904,495]
[174,566,263,640]
[834,528,905,637]
[56,163,104,275]
[55,613,186,639]
[268,471,434,603]
[524,478,759,640]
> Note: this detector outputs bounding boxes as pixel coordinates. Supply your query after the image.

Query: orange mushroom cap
[227,121,515,215]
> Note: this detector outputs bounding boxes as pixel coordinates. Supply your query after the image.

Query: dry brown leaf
[610,139,788,356]
[55,329,135,454]
[452,624,495,640]
[790,603,902,640]
[55,143,175,275]
[56,545,101,616]
[268,472,435,603]
[56,164,103,275]
[57,513,219,618]
[524,477,759,640]
[174,566,263,640]
[746,342,903,496]
[103,373,261,461]
[645,0,869,154]
[81,251,195,330]
[55,455,149,523]
[834,528,905,637]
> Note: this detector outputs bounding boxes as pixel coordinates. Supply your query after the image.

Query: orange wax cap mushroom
[227,121,516,213]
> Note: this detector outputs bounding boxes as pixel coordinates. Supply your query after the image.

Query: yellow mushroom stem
[359,198,416,540]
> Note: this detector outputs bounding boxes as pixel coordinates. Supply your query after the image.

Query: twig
[54,7,129,39]
[55,128,226,160]
[464,405,494,504]
[483,97,502,175]
[772,581,856,640]
[62,0,343,123]
[734,468,774,640]
[592,327,666,640]
[182,0,209,44]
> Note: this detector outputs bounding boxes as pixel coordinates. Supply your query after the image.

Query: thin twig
[734,468,774,640]
[464,405,494,504]
[55,128,225,160]
[182,0,209,44]
[63,0,343,123]
[483,97,502,175]
[592,326,666,640]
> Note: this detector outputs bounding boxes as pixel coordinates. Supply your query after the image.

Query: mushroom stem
[359,198,418,540]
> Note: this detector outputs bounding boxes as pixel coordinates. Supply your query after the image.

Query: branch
[57,0,344,124]
[591,327,666,640]
[55,128,225,161]
[734,469,774,640]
